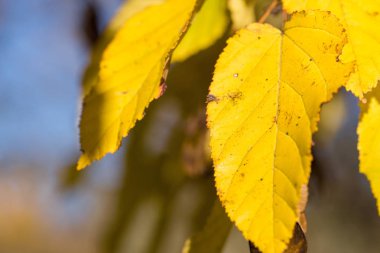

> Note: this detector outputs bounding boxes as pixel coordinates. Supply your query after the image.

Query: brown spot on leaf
[159,81,167,97]
[227,91,243,104]
[206,94,219,103]
[368,11,379,16]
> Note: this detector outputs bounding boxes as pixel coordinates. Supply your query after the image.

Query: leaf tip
[77,154,90,171]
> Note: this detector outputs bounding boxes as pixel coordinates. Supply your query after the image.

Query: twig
[258,0,279,24]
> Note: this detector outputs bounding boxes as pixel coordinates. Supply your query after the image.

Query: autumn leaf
[172,0,229,62]
[82,0,165,96]
[358,87,380,215]
[182,201,232,253]
[78,0,200,170]
[83,0,225,97]
[282,0,380,98]
[249,223,307,253]
[207,11,352,253]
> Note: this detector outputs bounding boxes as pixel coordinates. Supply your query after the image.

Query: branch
[258,0,279,24]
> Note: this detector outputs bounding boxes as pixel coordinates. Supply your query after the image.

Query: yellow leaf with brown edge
[78,0,201,170]
[283,0,380,98]
[358,86,380,215]
[82,0,165,96]
[172,0,229,62]
[207,11,352,253]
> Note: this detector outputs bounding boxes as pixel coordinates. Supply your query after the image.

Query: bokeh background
[0,0,379,252]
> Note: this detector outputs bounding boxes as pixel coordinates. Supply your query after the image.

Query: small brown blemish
[206,94,219,103]
[368,11,379,16]
[227,91,243,103]
[303,64,310,70]
[335,44,341,54]
[159,81,167,97]
[233,73,239,78]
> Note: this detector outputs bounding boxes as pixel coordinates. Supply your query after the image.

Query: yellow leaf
[358,90,380,215]
[250,223,307,253]
[283,0,380,98]
[172,0,229,62]
[207,11,351,253]
[78,0,199,170]
[182,201,232,253]
[82,0,165,96]
[227,0,256,30]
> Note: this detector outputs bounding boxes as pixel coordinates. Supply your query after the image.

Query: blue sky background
[0,0,121,168]
[0,2,127,252]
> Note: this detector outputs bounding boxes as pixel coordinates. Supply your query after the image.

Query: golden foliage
[78,0,199,170]
[82,0,165,96]
[173,0,229,62]
[207,11,351,252]
[227,0,256,30]
[358,90,380,215]
[283,0,380,98]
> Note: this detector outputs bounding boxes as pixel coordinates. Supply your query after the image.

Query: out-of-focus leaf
[207,11,352,253]
[82,0,165,96]
[228,0,256,30]
[283,0,380,98]
[172,0,229,62]
[78,0,200,170]
[182,201,232,253]
[358,90,380,215]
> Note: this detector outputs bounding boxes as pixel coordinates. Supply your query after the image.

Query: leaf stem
[258,0,279,24]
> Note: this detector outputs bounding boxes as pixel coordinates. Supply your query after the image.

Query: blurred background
[0,0,379,252]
